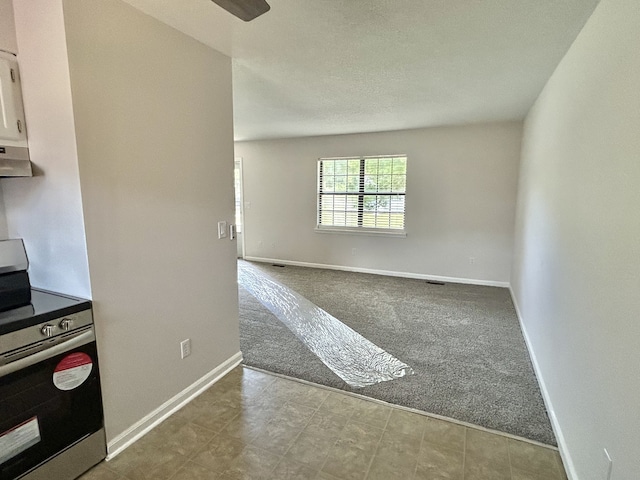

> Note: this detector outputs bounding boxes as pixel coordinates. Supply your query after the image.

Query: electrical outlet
[603,448,613,480]
[351,248,357,256]
[180,339,191,359]
[469,256,476,264]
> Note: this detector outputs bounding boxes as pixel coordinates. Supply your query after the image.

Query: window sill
[314,227,407,238]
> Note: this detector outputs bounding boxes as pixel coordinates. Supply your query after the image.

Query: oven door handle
[0,329,96,378]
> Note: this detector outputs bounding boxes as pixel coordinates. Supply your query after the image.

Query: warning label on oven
[53,352,93,391]
[0,417,41,465]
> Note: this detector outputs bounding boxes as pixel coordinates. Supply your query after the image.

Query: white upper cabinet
[0,51,27,146]
[0,0,18,54]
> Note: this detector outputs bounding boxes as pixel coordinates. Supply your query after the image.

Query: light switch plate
[180,339,191,359]
[218,221,227,239]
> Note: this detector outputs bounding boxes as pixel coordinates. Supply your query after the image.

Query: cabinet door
[0,54,26,142]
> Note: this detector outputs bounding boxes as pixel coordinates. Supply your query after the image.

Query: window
[317,155,407,234]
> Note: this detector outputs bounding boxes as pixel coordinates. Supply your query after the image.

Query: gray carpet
[238,261,555,446]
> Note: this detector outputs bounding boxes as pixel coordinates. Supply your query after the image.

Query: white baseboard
[509,287,577,480]
[243,256,509,288]
[106,351,243,459]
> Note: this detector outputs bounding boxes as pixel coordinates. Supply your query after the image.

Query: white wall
[1,0,91,297]
[236,122,522,285]
[62,0,239,444]
[511,0,640,478]
[0,0,17,54]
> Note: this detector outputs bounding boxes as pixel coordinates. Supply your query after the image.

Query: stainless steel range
[0,240,106,480]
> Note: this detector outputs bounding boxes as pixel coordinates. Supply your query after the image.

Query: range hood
[0,51,32,177]
[0,145,32,177]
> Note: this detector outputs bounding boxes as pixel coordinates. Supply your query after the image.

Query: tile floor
[80,366,567,480]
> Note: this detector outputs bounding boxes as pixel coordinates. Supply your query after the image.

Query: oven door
[0,329,105,480]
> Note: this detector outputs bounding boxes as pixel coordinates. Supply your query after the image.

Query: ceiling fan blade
[211,0,270,22]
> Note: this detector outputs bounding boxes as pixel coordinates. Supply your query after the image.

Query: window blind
[317,155,407,232]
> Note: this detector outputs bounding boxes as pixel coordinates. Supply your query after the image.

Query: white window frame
[316,155,407,237]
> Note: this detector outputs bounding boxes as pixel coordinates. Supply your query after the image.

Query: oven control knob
[59,318,73,331]
[41,324,55,337]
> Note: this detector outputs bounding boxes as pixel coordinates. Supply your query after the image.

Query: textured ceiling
[121,0,599,141]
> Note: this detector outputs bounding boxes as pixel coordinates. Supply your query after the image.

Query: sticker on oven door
[53,352,93,391]
[0,416,41,465]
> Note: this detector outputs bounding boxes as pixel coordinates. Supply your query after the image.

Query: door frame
[234,157,246,259]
